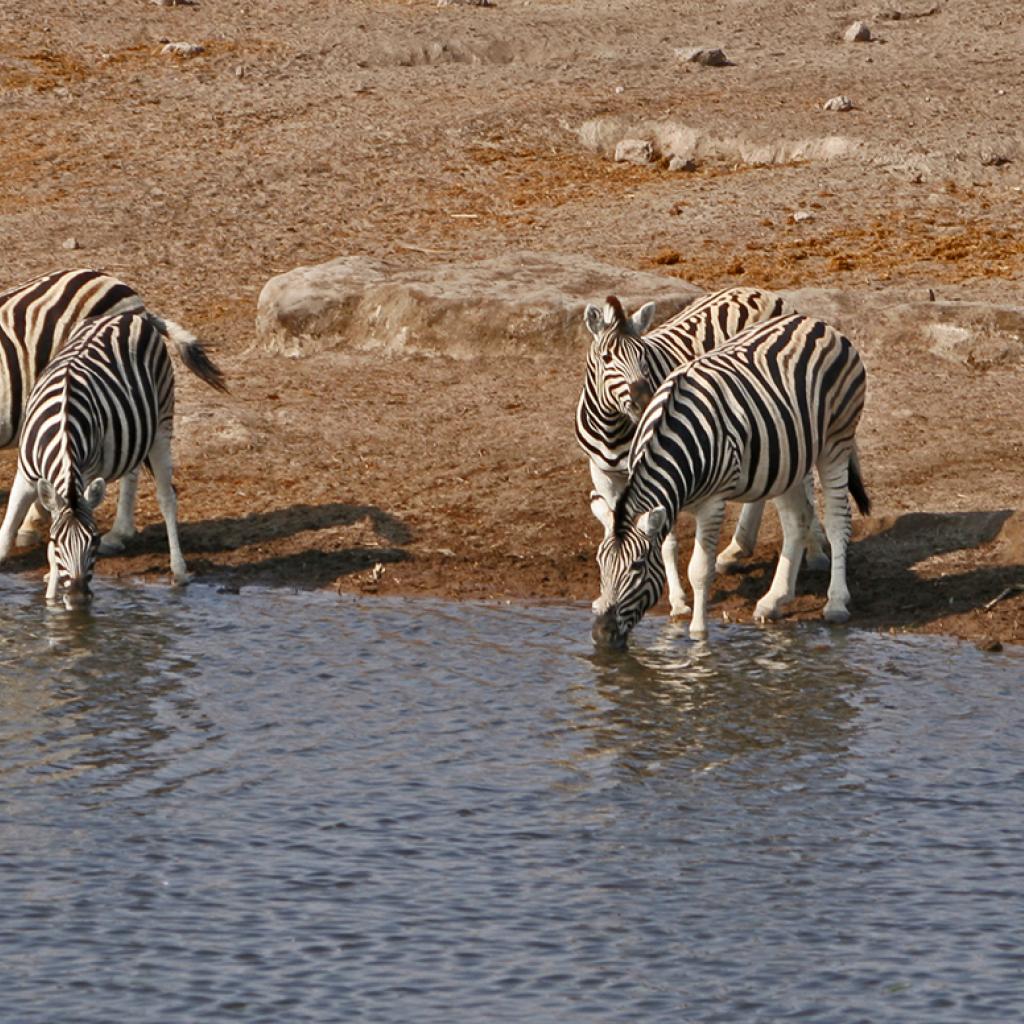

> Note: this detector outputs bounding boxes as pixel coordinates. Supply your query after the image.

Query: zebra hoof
[688,625,709,641]
[171,572,192,588]
[99,535,129,556]
[823,605,850,624]
[668,601,692,620]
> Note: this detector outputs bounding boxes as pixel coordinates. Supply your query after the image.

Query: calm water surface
[1,580,1022,1023]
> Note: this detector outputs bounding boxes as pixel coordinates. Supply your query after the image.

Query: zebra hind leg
[754,485,813,623]
[99,470,140,555]
[819,457,854,623]
[15,500,49,549]
[802,474,831,572]
[0,469,43,566]
[147,435,191,586]
[687,498,727,640]
[715,500,764,573]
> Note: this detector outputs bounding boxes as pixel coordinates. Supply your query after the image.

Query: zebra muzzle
[63,579,92,609]
[592,609,628,650]
[627,379,654,416]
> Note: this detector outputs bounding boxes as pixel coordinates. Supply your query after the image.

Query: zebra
[0,310,227,608]
[590,309,870,648]
[576,287,827,616]
[0,268,147,544]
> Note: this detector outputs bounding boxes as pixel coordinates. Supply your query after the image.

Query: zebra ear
[590,492,615,534]
[36,479,63,515]
[82,478,106,511]
[584,304,604,338]
[636,507,668,539]
[630,301,656,336]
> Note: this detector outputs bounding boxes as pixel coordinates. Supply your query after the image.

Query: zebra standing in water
[0,310,227,608]
[576,286,826,616]
[591,309,869,647]
[0,268,147,543]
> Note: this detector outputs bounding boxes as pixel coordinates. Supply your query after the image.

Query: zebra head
[37,477,106,610]
[590,494,668,649]
[583,296,657,423]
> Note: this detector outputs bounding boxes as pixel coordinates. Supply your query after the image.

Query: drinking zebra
[0,268,147,543]
[0,310,227,608]
[576,287,826,616]
[591,310,869,647]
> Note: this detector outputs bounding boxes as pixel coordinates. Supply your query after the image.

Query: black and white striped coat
[0,268,146,544]
[592,311,869,646]
[0,311,226,608]
[577,288,826,616]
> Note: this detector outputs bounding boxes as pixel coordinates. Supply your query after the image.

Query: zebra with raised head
[576,287,826,616]
[0,268,147,543]
[590,309,870,648]
[0,310,227,608]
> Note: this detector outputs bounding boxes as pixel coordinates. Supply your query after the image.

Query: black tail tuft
[848,455,871,516]
[179,340,228,393]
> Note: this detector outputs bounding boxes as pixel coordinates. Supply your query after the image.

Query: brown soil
[1,0,1022,648]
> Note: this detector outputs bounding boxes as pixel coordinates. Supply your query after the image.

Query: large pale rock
[256,252,701,357]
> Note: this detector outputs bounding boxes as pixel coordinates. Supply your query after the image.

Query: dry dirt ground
[1,0,1022,647]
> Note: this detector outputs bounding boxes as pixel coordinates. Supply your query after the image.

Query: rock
[822,95,854,112]
[614,138,655,165]
[61,237,79,250]
[980,150,1011,167]
[161,42,205,57]
[668,155,697,172]
[844,21,873,42]
[675,47,733,67]
[255,252,702,358]
[792,210,814,223]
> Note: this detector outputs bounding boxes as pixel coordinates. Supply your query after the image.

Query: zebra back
[19,312,175,504]
[576,286,795,474]
[0,269,143,448]
[621,313,867,529]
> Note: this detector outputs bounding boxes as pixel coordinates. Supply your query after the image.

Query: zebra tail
[848,449,871,516]
[149,314,228,393]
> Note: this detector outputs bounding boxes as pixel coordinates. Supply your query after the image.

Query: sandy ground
[0,0,1022,647]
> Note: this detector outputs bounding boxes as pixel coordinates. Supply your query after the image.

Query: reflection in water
[0,585,1022,1024]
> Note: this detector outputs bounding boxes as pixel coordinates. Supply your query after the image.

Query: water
[1,579,1022,1023]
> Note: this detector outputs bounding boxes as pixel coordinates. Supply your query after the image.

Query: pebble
[61,237,79,250]
[161,41,205,57]
[822,95,854,112]
[792,210,814,223]
[614,138,655,165]
[844,21,873,42]
[668,155,697,172]
[675,47,733,67]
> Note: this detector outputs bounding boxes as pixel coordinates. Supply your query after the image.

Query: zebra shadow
[0,500,413,590]
[715,507,1021,630]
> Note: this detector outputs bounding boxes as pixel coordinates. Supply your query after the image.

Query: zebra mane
[57,370,81,511]
[604,295,625,326]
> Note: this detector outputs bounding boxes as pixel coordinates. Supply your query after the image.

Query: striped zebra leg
[147,433,190,586]
[99,470,139,554]
[819,456,855,624]
[753,485,815,623]
[715,501,765,572]
[687,496,727,640]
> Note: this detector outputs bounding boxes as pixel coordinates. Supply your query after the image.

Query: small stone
[977,637,1003,653]
[614,84,625,94]
[235,64,245,78]
[792,210,814,223]
[152,0,199,5]
[614,138,655,165]
[161,41,205,57]
[668,155,697,172]
[844,21,873,42]
[61,237,79,250]
[822,95,855,112]
[675,46,733,67]
[980,150,1011,167]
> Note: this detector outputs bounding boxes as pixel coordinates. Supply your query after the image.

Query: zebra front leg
[687,498,726,640]
[715,500,764,573]
[147,435,191,586]
[661,522,691,618]
[754,485,813,623]
[99,470,139,555]
[819,457,854,623]
[589,463,626,612]
[44,541,60,604]
[0,470,42,566]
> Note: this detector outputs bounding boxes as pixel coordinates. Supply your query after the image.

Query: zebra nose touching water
[575,287,828,620]
[0,310,227,610]
[590,308,870,649]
